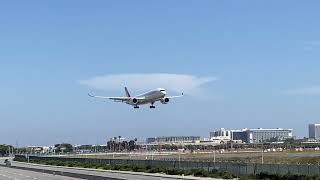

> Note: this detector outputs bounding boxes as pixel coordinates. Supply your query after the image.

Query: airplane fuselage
[126,88,166,105]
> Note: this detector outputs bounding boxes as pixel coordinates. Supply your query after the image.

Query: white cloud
[284,87,320,95]
[304,41,320,51]
[308,41,320,45]
[79,73,217,96]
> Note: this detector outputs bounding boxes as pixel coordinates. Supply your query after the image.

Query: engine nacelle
[160,98,170,104]
[130,98,139,105]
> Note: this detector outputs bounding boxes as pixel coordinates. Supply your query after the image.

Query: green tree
[128,140,136,151]
[55,143,73,153]
[0,145,13,156]
[284,138,295,150]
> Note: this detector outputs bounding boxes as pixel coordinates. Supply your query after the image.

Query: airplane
[88,87,183,109]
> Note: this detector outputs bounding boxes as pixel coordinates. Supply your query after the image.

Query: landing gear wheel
[134,106,139,109]
[150,102,155,109]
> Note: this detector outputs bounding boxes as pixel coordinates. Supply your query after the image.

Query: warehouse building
[146,136,200,144]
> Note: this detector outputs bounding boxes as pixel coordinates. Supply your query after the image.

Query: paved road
[8,161,219,180]
[0,165,81,180]
[0,157,219,180]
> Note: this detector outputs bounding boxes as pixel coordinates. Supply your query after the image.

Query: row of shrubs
[14,156,320,180]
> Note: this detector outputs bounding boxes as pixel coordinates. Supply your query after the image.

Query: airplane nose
[162,91,166,95]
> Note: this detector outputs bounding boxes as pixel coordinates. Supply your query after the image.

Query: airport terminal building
[210,128,293,143]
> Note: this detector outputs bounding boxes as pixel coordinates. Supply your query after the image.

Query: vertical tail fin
[124,87,131,97]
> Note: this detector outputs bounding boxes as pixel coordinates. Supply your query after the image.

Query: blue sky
[1,1,320,146]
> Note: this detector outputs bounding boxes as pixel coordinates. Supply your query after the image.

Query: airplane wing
[154,93,184,103]
[165,93,184,99]
[88,93,131,102]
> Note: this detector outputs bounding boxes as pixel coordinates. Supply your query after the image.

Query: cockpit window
[160,90,165,91]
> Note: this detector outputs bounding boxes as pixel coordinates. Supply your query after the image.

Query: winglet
[88,93,95,97]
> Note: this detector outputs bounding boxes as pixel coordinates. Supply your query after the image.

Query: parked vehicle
[4,159,11,166]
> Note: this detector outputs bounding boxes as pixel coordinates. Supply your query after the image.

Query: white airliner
[88,87,183,109]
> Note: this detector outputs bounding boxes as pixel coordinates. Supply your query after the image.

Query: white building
[246,128,293,143]
[210,128,233,141]
[27,146,55,154]
[210,128,247,142]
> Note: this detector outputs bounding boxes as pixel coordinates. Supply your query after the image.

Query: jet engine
[160,98,170,104]
[130,98,139,105]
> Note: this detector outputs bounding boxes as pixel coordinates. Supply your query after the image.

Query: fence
[16,155,320,176]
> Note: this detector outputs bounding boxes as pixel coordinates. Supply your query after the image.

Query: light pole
[261,138,264,164]
[118,136,121,152]
[213,150,216,164]
[113,137,117,152]
[261,147,264,164]
[151,151,154,161]
[178,149,181,169]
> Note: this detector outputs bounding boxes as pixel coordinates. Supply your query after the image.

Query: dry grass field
[66,150,320,165]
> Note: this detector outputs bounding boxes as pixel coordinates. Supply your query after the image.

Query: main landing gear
[150,102,155,109]
[134,106,139,109]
